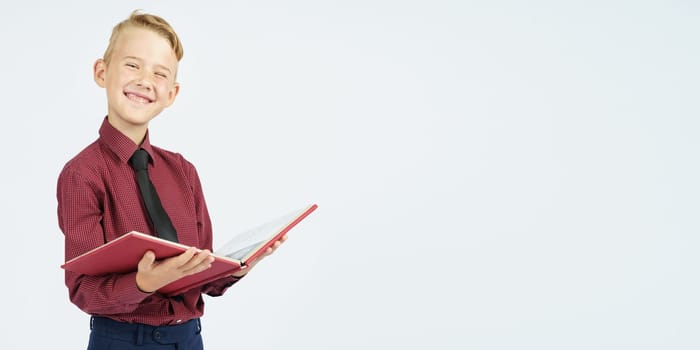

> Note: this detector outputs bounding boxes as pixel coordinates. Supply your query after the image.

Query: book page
[214,207,306,261]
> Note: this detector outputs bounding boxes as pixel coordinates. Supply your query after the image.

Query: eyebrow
[123,56,173,74]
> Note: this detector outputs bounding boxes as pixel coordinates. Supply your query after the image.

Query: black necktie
[129,149,179,242]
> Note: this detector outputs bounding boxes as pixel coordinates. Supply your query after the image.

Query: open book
[61,204,317,296]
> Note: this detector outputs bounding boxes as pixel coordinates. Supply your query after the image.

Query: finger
[177,247,199,263]
[138,250,156,271]
[185,259,214,275]
[181,253,215,275]
[159,247,198,270]
[266,240,283,254]
[179,249,214,272]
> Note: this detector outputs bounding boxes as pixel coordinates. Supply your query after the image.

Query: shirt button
[176,319,182,323]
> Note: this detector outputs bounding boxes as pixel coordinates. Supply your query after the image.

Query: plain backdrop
[1,1,698,349]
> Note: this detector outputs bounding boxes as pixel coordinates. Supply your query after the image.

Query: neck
[107,115,148,146]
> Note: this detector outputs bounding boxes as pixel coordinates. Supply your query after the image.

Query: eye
[125,63,138,69]
[155,72,168,79]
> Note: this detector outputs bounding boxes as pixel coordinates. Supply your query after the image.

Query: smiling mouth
[124,92,154,104]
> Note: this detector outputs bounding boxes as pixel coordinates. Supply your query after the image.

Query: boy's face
[94,26,180,133]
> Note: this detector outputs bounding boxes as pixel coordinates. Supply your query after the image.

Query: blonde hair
[103,10,183,64]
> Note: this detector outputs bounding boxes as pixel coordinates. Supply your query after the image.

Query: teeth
[126,93,151,104]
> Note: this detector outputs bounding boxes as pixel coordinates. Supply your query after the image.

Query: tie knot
[130,149,150,171]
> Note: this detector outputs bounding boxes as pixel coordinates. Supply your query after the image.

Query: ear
[93,59,107,88]
[165,82,180,107]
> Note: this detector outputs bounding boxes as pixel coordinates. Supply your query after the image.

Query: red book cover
[61,204,318,296]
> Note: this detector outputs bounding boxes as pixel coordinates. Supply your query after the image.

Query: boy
[57,11,283,350]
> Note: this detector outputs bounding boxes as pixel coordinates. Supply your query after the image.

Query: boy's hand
[231,235,287,278]
[135,247,214,293]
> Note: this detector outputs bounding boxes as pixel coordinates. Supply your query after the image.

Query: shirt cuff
[202,274,243,297]
[114,272,154,305]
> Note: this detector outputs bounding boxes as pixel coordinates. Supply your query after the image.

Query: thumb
[138,250,156,271]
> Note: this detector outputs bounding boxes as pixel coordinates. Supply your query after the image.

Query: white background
[1,1,698,349]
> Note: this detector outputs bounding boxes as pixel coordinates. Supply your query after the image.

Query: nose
[135,71,153,91]
[136,80,152,91]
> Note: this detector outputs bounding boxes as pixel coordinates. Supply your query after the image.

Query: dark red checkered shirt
[57,117,239,326]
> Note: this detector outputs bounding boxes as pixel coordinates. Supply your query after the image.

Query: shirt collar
[98,116,156,165]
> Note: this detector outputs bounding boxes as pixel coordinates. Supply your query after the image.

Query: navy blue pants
[87,317,204,350]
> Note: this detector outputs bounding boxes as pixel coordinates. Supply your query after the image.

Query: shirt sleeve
[58,167,152,315]
[185,160,243,296]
